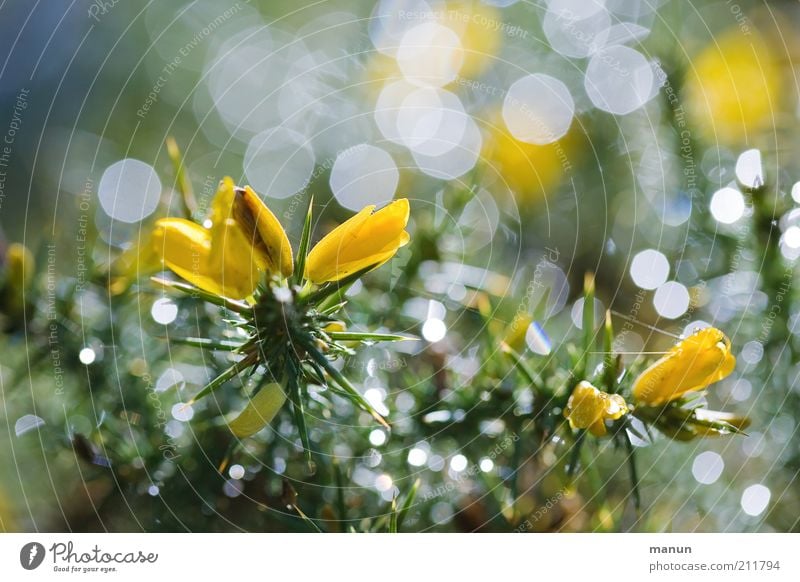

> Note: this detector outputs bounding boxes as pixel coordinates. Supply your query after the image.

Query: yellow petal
[208,177,237,230]
[564,381,605,430]
[152,217,212,286]
[588,419,607,437]
[207,218,263,299]
[565,381,629,436]
[305,199,410,284]
[232,186,293,278]
[228,383,287,438]
[503,313,532,352]
[632,327,736,406]
[152,217,259,299]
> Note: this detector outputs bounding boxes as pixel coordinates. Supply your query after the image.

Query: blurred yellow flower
[0,485,17,532]
[305,199,410,284]
[482,119,577,203]
[228,382,287,438]
[362,1,501,93]
[4,243,34,290]
[1,243,34,320]
[503,312,532,352]
[684,28,782,144]
[564,381,629,437]
[441,0,501,78]
[632,327,736,407]
[151,178,292,300]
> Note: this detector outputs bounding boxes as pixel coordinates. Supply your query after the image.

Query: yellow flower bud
[228,382,287,438]
[564,381,629,437]
[323,321,346,333]
[5,243,34,292]
[305,199,410,284]
[632,327,736,407]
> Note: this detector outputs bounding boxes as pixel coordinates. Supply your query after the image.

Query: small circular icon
[20,542,46,570]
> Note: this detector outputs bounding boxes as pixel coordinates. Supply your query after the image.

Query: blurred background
[1,0,799,532]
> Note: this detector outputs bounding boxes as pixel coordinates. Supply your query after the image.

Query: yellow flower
[440,1,501,78]
[2,243,34,318]
[228,382,287,438]
[564,381,629,437]
[305,199,410,284]
[4,243,34,288]
[151,178,292,299]
[482,117,579,203]
[503,313,532,352]
[684,28,782,144]
[632,327,736,407]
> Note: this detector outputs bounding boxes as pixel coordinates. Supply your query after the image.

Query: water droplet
[741,341,764,365]
[369,0,433,57]
[585,45,654,115]
[171,403,194,422]
[740,484,770,516]
[503,74,574,145]
[396,22,463,87]
[735,149,763,189]
[691,451,724,485]
[422,318,447,342]
[79,347,96,365]
[710,187,745,224]
[543,7,610,59]
[653,281,690,319]
[449,454,468,472]
[369,429,387,447]
[408,447,428,467]
[525,322,552,355]
[223,478,244,498]
[151,298,178,325]
[791,182,800,204]
[783,226,800,249]
[15,415,45,437]
[98,159,162,223]
[156,368,185,393]
[374,473,394,492]
[413,116,482,180]
[396,87,468,156]
[330,145,398,211]
[630,249,669,290]
[244,127,315,199]
[546,0,607,19]
[229,464,245,480]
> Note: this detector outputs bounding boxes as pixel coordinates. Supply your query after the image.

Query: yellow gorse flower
[564,381,629,437]
[305,198,410,284]
[151,178,292,300]
[684,28,782,144]
[503,313,532,352]
[632,327,736,407]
